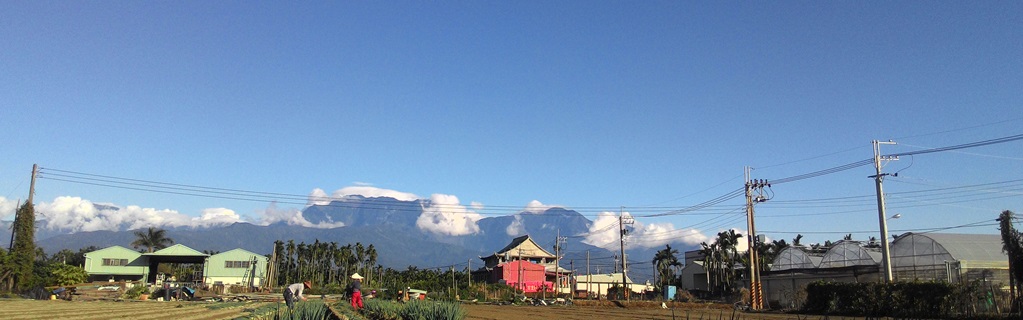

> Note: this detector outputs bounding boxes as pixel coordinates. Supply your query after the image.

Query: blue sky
[1,1,1021,249]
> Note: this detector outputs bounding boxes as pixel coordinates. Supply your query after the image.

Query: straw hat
[350,273,364,280]
[303,281,311,288]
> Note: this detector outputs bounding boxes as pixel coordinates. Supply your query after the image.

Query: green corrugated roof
[144,244,207,257]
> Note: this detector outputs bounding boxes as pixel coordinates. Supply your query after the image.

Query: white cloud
[306,188,331,206]
[470,201,485,211]
[198,208,242,226]
[332,186,418,201]
[257,202,344,229]
[34,196,245,232]
[506,214,525,236]
[582,211,710,250]
[0,197,19,220]
[523,200,555,214]
[416,194,482,236]
[306,186,420,207]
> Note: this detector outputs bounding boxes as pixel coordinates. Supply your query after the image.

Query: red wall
[497,260,552,293]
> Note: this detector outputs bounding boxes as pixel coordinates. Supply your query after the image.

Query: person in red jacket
[350,273,364,310]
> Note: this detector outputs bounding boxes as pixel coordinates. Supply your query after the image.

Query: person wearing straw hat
[350,273,364,309]
[284,280,311,310]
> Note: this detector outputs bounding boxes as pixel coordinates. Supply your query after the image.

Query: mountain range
[12,196,698,280]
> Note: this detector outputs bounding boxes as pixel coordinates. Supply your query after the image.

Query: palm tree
[366,244,378,285]
[652,245,681,291]
[131,227,174,253]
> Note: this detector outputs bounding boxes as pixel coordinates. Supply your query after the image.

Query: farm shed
[83,245,148,282]
[890,233,1009,285]
[142,244,209,283]
[205,248,269,288]
[573,272,640,298]
[679,260,708,292]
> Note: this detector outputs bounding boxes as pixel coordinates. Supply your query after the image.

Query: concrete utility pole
[556,229,560,295]
[518,248,524,293]
[619,207,634,300]
[745,166,769,310]
[28,164,37,205]
[586,250,591,297]
[11,165,38,251]
[871,140,899,283]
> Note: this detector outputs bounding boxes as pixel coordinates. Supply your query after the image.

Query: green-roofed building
[83,243,265,290]
[83,245,149,282]
[204,248,268,287]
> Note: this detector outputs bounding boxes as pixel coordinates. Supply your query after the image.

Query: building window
[225,261,251,268]
[102,258,128,266]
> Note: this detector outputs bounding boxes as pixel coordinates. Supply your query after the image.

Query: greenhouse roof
[896,233,1006,262]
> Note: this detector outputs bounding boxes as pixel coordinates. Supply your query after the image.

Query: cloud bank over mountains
[581,211,711,250]
[4,187,717,250]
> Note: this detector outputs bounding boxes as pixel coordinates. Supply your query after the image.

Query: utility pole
[452,265,457,299]
[871,140,898,283]
[745,166,769,310]
[28,164,37,205]
[8,198,19,251]
[619,207,634,300]
[586,250,591,297]
[518,248,524,293]
[468,258,471,287]
[556,229,560,296]
[11,165,37,251]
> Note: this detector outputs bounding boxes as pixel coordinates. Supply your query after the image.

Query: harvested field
[0,299,270,320]
[462,303,807,320]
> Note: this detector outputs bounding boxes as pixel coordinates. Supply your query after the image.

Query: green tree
[48,264,88,286]
[11,201,36,290]
[131,227,174,253]
[652,244,681,291]
[998,210,1023,311]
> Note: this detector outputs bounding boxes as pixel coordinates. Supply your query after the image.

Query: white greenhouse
[890,233,1008,285]
[818,240,881,268]
[771,246,822,271]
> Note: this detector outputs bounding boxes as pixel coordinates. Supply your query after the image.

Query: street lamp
[889,213,901,220]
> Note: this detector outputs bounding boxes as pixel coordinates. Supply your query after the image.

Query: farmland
[460,304,803,320]
[0,299,270,320]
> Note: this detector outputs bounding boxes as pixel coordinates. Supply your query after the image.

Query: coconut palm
[131,227,174,253]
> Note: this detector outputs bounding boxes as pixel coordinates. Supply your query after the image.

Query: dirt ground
[462,303,816,320]
[0,299,264,320]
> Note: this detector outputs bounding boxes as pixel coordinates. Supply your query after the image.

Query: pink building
[472,235,571,293]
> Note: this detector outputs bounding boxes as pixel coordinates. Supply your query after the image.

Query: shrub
[121,284,150,300]
[347,299,465,320]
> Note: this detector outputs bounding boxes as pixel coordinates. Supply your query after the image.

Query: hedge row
[803,280,985,318]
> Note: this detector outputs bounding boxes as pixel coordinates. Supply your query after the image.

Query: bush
[121,284,150,300]
[345,299,465,320]
[803,280,974,318]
